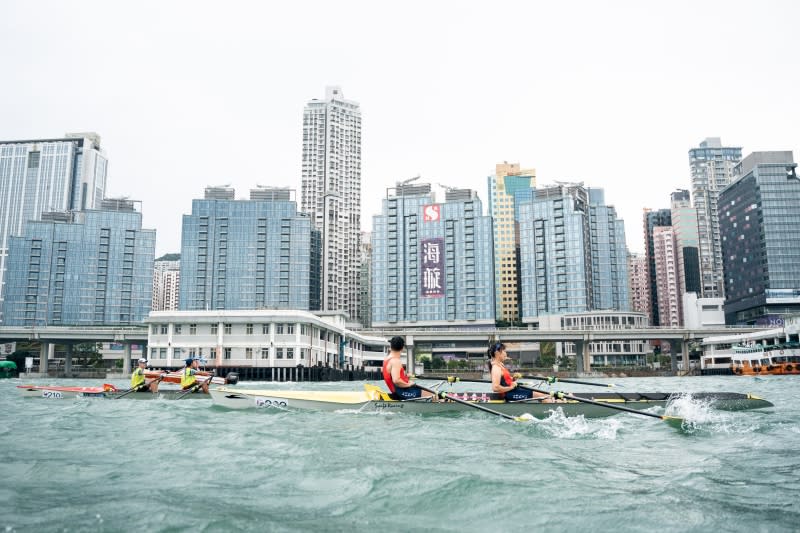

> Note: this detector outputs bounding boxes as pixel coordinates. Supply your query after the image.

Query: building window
[276,348,284,359]
[261,348,269,359]
[151,325,157,334]
[210,347,217,358]
[300,348,306,360]
[224,348,232,359]
[276,323,284,335]
[174,325,182,335]
[150,348,157,357]
[173,348,182,358]
[286,348,294,359]
[246,323,253,335]
[300,324,308,336]
[224,323,232,334]
[189,349,196,357]
[286,324,295,335]
[160,325,168,334]
[189,324,197,334]
[211,324,218,334]
[245,347,253,359]
[159,348,167,358]
[262,323,270,335]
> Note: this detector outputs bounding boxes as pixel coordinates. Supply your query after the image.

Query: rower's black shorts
[392,386,423,400]
[505,388,534,402]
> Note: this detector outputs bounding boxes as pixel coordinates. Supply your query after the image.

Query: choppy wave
[1,376,798,532]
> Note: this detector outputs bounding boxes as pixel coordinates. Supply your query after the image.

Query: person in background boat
[488,343,553,403]
[383,336,437,401]
[130,358,159,393]
[181,357,209,394]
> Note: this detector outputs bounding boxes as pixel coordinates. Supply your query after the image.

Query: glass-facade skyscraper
[587,188,629,312]
[371,186,495,327]
[719,151,800,325]
[1,202,154,325]
[179,189,320,311]
[0,133,108,321]
[689,137,742,299]
[519,184,593,319]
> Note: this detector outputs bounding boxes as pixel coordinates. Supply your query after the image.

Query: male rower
[130,358,159,393]
[382,336,436,401]
[181,357,209,394]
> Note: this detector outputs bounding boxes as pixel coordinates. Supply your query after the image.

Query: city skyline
[1,1,798,257]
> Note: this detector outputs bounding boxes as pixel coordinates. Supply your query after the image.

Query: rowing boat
[144,370,238,386]
[17,384,209,400]
[209,384,774,418]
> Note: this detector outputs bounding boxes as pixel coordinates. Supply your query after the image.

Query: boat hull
[17,385,209,399]
[210,387,774,418]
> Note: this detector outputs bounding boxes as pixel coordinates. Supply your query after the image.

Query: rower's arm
[390,360,413,388]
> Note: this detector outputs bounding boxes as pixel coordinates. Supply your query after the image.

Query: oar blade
[661,416,686,430]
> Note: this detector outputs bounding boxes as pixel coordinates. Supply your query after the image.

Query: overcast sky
[2,0,798,256]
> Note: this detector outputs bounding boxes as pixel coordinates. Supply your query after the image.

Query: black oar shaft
[520,375,615,388]
[516,384,667,421]
[413,384,519,421]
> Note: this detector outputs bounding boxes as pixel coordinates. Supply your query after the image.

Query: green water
[1,376,798,532]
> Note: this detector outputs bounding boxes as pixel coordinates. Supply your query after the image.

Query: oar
[413,383,532,423]
[518,374,621,388]
[114,374,166,399]
[515,382,683,427]
[175,375,213,400]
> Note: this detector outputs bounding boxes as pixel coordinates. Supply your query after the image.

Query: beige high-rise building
[488,162,536,322]
[152,258,180,311]
[653,227,681,327]
[627,252,650,316]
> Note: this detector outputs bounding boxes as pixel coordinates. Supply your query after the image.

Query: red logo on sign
[423,204,440,222]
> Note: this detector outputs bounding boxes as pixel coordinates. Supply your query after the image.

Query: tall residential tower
[688,137,742,299]
[301,87,362,318]
[487,162,536,323]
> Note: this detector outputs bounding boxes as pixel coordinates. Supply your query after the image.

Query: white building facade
[152,259,180,311]
[145,309,386,370]
[301,87,362,318]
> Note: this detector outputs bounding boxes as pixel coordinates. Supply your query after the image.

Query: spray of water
[520,407,621,439]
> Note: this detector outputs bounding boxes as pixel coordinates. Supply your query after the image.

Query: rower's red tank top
[382,357,409,393]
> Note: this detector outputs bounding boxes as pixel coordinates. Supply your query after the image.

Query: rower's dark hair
[487,342,505,371]
[390,336,405,351]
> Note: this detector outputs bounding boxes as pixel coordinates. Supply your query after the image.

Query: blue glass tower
[518,184,592,320]
[588,188,629,311]
[179,192,320,311]
[2,202,154,325]
[371,186,495,327]
[720,151,800,325]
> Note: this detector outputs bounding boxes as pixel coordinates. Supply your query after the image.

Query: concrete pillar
[123,343,132,375]
[64,343,73,378]
[39,342,50,375]
[582,339,592,374]
[681,340,691,374]
[668,341,678,374]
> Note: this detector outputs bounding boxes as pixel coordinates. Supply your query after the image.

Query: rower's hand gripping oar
[413,383,532,423]
[115,373,167,399]
[176,375,213,400]
[514,382,684,427]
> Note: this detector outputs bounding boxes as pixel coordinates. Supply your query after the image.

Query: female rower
[488,342,552,402]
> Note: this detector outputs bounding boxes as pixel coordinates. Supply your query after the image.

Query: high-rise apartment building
[519,183,593,320]
[487,162,536,322]
[179,188,320,311]
[587,188,629,311]
[653,226,681,327]
[642,208,671,326]
[0,133,108,321]
[357,231,372,328]
[1,201,154,325]
[152,256,180,311]
[689,137,742,299]
[670,189,701,301]
[719,151,800,325]
[301,86,362,318]
[371,185,495,327]
[628,252,650,315]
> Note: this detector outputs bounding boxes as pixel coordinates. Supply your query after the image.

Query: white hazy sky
[2,0,798,256]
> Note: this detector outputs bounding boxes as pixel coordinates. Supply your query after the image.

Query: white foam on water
[664,394,760,435]
[521,407,621,439]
